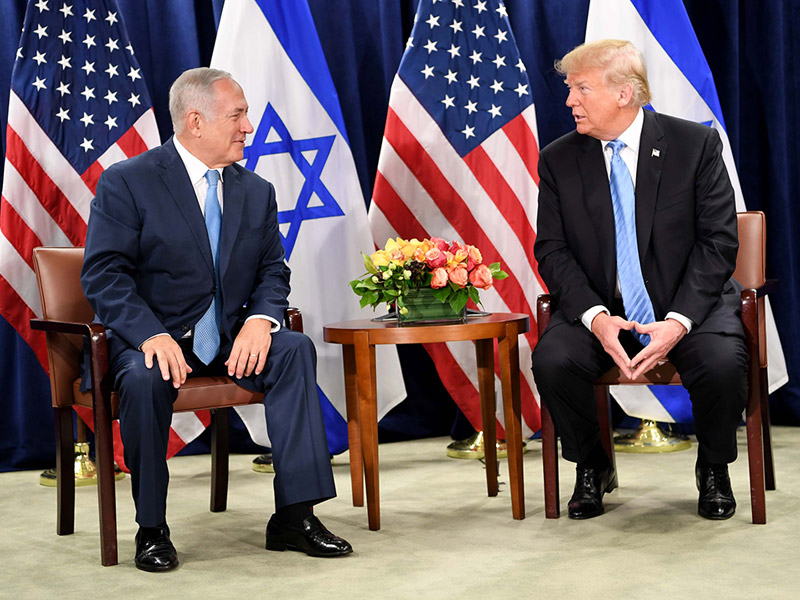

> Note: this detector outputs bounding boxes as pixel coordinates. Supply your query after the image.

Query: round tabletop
[323,312,529,346]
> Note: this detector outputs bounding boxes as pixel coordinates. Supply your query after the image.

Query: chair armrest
[30,318,100,336]
[284,307,303,333]
[536,294,551,338]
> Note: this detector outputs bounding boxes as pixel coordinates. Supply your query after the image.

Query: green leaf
[488,262,508,280]
[431,287,451,303]
[363,291,379,306]
[363,253,379,275]
[467,285,481,306]
[449,291,468,314]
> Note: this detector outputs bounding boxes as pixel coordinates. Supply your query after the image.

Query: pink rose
[466,245,482,271]
[430,267,449,289]
[429,236,449,252]
[469,264,494,290]
[449,240,465,255]
[425,248,447,269]
[448,266,469,288]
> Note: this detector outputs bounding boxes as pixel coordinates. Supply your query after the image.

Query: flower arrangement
[349,237,508,316]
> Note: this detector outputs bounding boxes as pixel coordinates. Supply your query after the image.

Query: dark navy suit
[81,138,335,527]
[532,111,748,467]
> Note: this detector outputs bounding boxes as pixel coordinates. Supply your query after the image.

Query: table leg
[342,344,363,507]
[498,323,525,520]
[475,339,498,497]
[354,331,380,530]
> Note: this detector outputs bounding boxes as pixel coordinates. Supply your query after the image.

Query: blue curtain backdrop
[1,0,798,470]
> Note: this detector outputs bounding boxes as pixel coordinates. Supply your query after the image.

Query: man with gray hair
[532,40,746,521]
[81,68,352,571]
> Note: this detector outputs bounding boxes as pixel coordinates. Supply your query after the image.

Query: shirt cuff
[580,305,609,331]
[666,311,693,334]
[246,314,281,333]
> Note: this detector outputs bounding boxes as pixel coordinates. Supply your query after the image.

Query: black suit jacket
[81,138,291,361]
[534,110,741,336]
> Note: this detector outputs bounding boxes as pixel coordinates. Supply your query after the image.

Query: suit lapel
[577,136,616,296]
[219,165,244,282]
[158,139,215,275]
[635,110,666,258]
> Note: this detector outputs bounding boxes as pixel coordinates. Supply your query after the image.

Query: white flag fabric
[586,0,788,421]
[210,0,405,452]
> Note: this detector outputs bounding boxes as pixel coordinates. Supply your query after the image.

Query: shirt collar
[602,107,644,155]
[172,135,224,185]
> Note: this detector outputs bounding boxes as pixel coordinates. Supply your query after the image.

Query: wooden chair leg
[92,397,118,565]
[594,385,618,488]
[742,291,766,524]
[759,367,775,490]
[54,406,75,536]
[211,407,230,513]
[541,402,560,518]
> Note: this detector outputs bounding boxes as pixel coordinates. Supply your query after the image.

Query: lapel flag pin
[651,148,660,157]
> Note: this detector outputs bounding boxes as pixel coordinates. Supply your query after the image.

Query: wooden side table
[323,313,530,530]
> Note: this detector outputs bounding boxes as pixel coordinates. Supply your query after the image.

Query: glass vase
[397,287,467,326]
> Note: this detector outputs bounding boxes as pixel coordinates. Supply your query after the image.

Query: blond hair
[555,39,652,107]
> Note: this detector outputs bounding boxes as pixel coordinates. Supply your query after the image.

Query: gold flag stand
[446,431,528,460]
[614,419,692,453]
[40,418,125,487]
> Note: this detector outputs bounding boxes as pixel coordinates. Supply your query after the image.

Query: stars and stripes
[0,0,204,462]
[369,0,544,437]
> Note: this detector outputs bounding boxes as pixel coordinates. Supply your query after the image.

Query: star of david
[243,103,344,259]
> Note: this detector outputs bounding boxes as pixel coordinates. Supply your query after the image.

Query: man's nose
[242,115,254,134]
[566,89,579,107]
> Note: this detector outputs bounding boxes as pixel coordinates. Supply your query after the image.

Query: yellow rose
[371,250,389,267]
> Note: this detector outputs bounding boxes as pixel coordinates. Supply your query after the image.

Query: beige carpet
[1,427,798,599]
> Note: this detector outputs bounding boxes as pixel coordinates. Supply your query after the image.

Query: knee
[697,344,748,385]
[114,354,174,403]
[531,335,572,388]
[276,330,317,362]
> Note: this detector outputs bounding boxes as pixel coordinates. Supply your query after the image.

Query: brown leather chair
[536,211,775,524]
[30,246,303,565]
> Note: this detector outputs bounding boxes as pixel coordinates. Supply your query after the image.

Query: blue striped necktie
[193,169,223,364]
[607,139,656,345]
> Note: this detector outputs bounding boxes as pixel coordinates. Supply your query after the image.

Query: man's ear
[185,110,203,138]
[617,83,634,108]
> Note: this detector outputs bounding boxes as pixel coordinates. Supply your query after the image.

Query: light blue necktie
[607,139,656,345]
[193,169,223,364]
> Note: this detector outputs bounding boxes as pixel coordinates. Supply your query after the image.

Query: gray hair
[168,67,233,134]
[556,39,652,107]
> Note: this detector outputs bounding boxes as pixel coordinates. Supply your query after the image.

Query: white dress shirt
[579,108,693,334]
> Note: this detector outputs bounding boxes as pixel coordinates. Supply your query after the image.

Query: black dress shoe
[134,524,179,572]
[568,463,617,520]
[266,515,353,557]
[696,464,736,520]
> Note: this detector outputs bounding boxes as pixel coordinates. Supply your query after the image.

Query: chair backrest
[733,211,767,367]
[32,246,91,408]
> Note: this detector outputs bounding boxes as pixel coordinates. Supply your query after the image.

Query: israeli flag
[211,0,405,452]
[586,0,788,421]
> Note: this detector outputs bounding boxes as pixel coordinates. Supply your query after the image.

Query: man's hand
[226,318,272,379]
[629,319,687,379]
[591,312,637,379]
[141,335,192,389]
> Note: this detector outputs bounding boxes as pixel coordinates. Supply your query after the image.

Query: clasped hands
[140,318,273,388]
[590,312,687,380]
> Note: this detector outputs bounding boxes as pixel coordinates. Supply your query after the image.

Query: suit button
[180,324,189,332]
[211,286,217,294]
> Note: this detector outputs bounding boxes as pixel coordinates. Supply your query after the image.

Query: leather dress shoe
[266,515,352,557]
[696,464,736,520]
[134,523,179,572]
[568,463,617,520]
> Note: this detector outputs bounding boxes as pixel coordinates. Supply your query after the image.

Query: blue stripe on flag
[317,385,348,455]
[648,385,695,423]
[253,0,351,143]
[628,0,727,129]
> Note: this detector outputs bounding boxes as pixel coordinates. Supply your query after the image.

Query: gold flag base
[39,442,125,487]
[446,431,528,460]
[614,419,692,453]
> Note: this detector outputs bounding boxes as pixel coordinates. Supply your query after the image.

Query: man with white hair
[532,40,747,521]
[81,67,352,571]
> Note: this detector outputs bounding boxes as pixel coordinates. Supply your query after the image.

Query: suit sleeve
[667,127,738,324]
[80,167,169,349]
[241,180,291,324]
[534,150,607,323]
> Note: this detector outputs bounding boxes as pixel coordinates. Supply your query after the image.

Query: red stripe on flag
[0,197,43,269]
[116,128,149,158]
[502,114,540,187]
[371,170,429,241]
[165,410,212,458]
[80,161,105,195]
[5,129,87,245]
[0,276,48,369]
[382,108,536,346]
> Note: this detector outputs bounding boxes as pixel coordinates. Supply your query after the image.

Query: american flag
[368,0,544,437]
[0,0,205,464]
